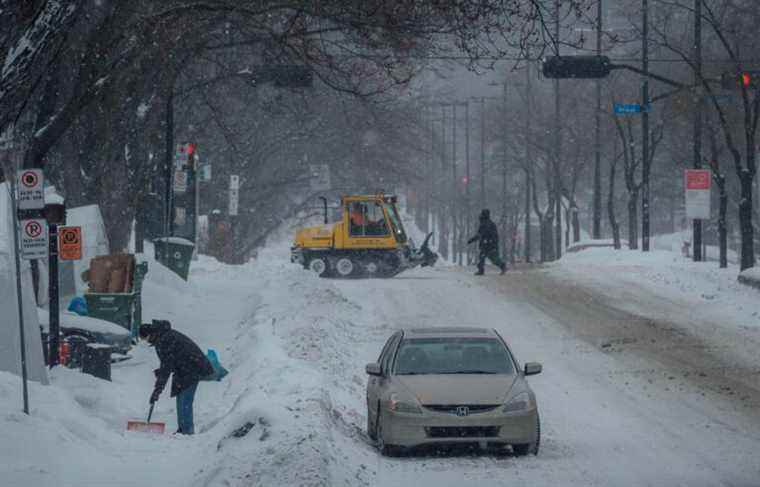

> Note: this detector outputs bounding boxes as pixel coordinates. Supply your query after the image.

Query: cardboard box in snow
[0,183,49,384]
[83,254,136,294]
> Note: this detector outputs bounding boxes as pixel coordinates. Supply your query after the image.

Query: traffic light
[720,71,760,90]
[542,56,612,79]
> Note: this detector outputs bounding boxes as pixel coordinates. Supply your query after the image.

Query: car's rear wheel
[512,412,540,456]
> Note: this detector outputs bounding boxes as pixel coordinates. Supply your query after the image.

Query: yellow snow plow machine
[291,194,437,278]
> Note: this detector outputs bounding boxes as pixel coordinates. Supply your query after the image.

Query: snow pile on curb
[738,266,760,290]
[551,247,760,330]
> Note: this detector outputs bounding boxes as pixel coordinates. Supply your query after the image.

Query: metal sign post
[2,149,31,414]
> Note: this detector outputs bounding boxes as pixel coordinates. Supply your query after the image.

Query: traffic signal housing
[542,56,612,79]
[720,71,760,90]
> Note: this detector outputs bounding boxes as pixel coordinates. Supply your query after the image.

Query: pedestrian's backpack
[204,349,229,381]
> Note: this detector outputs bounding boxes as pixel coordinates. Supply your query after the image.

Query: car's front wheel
[367,406,377,441]
[376,411,401,457]
[512,412,540,456]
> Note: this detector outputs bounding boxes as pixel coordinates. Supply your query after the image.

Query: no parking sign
[20,218,48,260]
[59,226,82,260]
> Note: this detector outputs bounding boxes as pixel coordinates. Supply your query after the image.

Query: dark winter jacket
[151,321,213,397]
[468,217,499,251]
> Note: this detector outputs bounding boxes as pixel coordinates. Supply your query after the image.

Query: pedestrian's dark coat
[468,212,499,251]
[150,321,213,397]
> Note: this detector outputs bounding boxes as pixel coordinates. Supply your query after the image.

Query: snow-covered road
[3,243,759,487]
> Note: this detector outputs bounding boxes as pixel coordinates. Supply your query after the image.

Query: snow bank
[553,246,760,331]
[738,266,760,290]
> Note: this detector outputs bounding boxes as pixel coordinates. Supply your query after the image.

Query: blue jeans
[176,382,198,434]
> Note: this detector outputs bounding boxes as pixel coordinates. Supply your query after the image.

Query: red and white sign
[20,218,48,260]
[684,169,711,219]
[16,169,44,210]
[686,169,711,190]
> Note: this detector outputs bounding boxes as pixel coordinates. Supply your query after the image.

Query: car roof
[402,327,498,339]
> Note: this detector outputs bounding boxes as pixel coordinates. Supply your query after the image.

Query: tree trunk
[608,164,621,250]
[545,213,555,261]
[718,177,727,269]
[572,204,580,243]
[739,172,755,270]
[628,190,639,250]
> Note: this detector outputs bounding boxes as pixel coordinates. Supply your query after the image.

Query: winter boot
[474,269,485,276]
[500,264,507,275]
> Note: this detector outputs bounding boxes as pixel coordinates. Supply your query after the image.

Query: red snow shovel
[127,403,165,434]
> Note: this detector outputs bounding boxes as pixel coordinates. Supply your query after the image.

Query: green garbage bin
[155,237,195,281]
[85,261,149,339]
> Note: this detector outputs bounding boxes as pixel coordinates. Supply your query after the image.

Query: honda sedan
[366,327,541,456]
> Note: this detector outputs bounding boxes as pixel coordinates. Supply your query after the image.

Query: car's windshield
[393,337,514,375]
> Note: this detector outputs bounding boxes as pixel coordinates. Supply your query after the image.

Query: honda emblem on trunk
[456,406,469,417]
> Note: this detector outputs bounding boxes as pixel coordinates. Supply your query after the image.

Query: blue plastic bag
[205,349,229,382]
[67,297,88,316]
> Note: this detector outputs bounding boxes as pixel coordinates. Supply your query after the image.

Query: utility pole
[525,63,533,263]
[554,0,563,260]
[465,101,471,265]
[641,0,651,252]
[593,0,603,239]
[693,0,703,261]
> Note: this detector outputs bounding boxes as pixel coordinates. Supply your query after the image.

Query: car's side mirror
[366,363,383,376]
[524,362,542,376]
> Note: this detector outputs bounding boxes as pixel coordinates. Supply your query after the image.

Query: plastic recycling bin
[154,237,195,281]
[82,344,112,381]
[85,261,149,339]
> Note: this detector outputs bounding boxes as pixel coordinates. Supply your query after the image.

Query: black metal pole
[554,0,562,259]
[480,98,486,211]
[693,0,703,261]
[452,104,458,265]
[593,0,603,239]
[525,64,533,263]
[164,90,175,237]
[319,196,328,224]
[642,0,651,252]
[465,101,471,265]
[48,223,59,367]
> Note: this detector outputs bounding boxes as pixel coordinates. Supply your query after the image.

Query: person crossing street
[467,209,507,276]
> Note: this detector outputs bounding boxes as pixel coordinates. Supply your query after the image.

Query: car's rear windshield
[393,337,515,375]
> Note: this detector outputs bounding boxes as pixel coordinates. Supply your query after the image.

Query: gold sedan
[366,327,542,456]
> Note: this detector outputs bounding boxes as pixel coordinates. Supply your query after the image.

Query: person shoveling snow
[139,320,214,435]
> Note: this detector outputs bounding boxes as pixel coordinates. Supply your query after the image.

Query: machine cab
[340,195,407,249]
